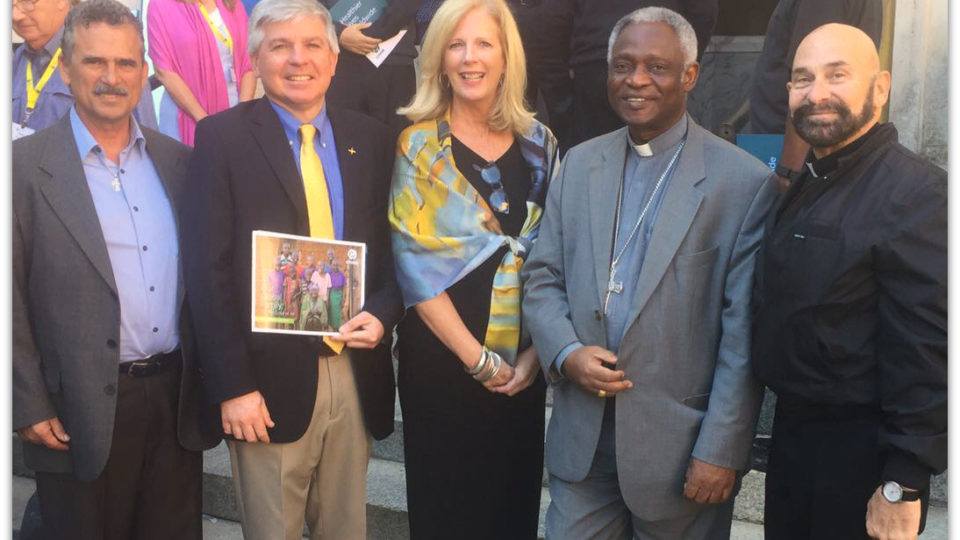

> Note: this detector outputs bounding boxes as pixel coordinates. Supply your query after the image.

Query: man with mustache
[13,0,213,537]
[12,0,156,138]
[751,23,946,540]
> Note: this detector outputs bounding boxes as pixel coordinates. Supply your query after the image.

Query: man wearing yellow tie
[12,0,157,135]
[180,0,403,537]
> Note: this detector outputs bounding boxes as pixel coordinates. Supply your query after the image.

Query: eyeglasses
[13,0,39,12]
[473,162,509,214]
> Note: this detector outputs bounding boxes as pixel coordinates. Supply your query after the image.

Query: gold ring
[598,389,607,398]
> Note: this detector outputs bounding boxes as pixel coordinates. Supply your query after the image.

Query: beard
[792,84,875,149]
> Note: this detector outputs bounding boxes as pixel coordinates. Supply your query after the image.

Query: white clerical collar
[628,114,688,158]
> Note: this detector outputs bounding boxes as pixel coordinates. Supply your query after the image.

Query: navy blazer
[181,98,402,442]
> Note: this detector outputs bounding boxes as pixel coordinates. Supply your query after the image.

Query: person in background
[389,0,558,537]
[147,0,256,145]
[323,0,425,134]
[752,23,946,539]
[12,0,156,136]
[747,0,881,191]
[13,1,215,536]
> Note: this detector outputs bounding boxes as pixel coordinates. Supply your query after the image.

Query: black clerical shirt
[751,123,947,490]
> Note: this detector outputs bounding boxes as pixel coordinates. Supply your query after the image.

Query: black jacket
[181,99,403,442]
[752,123,947,490]
[559,0,718,67]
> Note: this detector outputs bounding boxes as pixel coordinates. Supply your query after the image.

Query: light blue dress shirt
[553,115,689,375]
[13,29,158,132]
[70,108,180,362]
[269,100,345,240]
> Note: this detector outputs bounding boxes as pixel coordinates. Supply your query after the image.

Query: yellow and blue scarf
[389,113,558,363]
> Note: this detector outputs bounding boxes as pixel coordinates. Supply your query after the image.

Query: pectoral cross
[111,176,121,192]
[602,269,623,316]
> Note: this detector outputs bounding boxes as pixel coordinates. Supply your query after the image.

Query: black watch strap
[775,163,802,181]
[900,489,922,502]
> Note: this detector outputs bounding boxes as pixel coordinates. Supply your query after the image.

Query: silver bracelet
[465,347,488,376]
[476,350,502,383]
[487,351,503,381]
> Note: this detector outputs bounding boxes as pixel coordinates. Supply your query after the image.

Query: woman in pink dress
[148,0,256,146]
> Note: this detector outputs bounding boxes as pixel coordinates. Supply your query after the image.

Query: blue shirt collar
[70,106,145,161]
[268,99,330,145]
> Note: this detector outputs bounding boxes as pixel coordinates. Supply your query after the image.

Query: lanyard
[25,47,63,111]
[198,3,234,53]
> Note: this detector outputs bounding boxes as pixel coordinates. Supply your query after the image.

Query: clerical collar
[805,123,881,178]
[628,114,687,158]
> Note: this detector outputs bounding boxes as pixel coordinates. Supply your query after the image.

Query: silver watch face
[883,481,903,502]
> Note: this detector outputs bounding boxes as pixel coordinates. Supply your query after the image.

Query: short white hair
[248,0,340,56]
[607,6,697,66]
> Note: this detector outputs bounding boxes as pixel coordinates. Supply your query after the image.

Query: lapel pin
[348,147,357,156]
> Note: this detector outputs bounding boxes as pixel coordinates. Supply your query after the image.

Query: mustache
[93,83,129,96]
[793,99,851,121]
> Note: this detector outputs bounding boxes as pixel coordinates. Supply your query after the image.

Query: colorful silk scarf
[389,112,558,363]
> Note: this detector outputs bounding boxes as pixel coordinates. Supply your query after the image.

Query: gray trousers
[546,402,733,540]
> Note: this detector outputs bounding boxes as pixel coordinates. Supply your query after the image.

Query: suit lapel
[248,98,309,231]
[37,115,117,295]
[589,128,629,308]
[326,108,364,240]
[624,119,706,326]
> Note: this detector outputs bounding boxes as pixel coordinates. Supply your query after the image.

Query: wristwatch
[881,481,921,503]
[775,163,802,181]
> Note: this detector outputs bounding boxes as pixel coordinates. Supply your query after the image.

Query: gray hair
[248,0,340,56]
[607,6,697,67]
[62,0,144,62]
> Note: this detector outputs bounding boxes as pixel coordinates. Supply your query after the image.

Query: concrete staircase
[12,388,949,539]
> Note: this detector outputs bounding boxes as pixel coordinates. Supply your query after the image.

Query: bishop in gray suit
[522,7,777,538]
[12,1,216,537]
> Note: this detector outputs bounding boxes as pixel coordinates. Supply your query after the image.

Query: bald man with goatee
[751,23,946,540]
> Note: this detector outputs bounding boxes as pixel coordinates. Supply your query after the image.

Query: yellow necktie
[299,124,335,239]
[299,124,343,353]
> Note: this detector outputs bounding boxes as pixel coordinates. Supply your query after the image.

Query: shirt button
[104,384,116,396]
[149,286,155,292]
[133,206,139,212]
[142,245,148,251]
[152,327,159,333]
[106,339,117,348]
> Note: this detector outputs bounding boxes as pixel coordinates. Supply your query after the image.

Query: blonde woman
[388,0,558,537]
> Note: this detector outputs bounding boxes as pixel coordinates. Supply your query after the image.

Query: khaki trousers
[228,354,371,540]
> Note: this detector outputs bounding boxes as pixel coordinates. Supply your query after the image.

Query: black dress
[397,136,547,540]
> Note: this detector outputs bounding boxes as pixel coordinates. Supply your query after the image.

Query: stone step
[16,468,949,540]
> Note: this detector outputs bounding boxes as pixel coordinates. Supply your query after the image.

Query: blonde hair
[397,0,533,134]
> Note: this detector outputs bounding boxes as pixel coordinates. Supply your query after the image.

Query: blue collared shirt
[269,101,345,240]
[70,107,180,362]
[13,29,158,132]
[554,115,689,374]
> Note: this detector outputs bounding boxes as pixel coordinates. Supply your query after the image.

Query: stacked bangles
[465,346,503,382]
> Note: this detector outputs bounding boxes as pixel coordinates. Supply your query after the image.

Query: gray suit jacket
[522,116,777,521]
[13,114,219,482]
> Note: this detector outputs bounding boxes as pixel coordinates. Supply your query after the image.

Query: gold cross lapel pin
[347,146,357,156]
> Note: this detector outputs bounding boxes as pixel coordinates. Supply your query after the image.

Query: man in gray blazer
[12,1,217,537]
[522,7,777,538]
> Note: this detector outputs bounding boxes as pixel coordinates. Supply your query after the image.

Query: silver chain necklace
[603,139,685,316]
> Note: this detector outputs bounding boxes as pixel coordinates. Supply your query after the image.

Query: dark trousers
[35,361,202,540]
[326,53,416,137]
[570,60,623,147]
[765,399,928,539]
